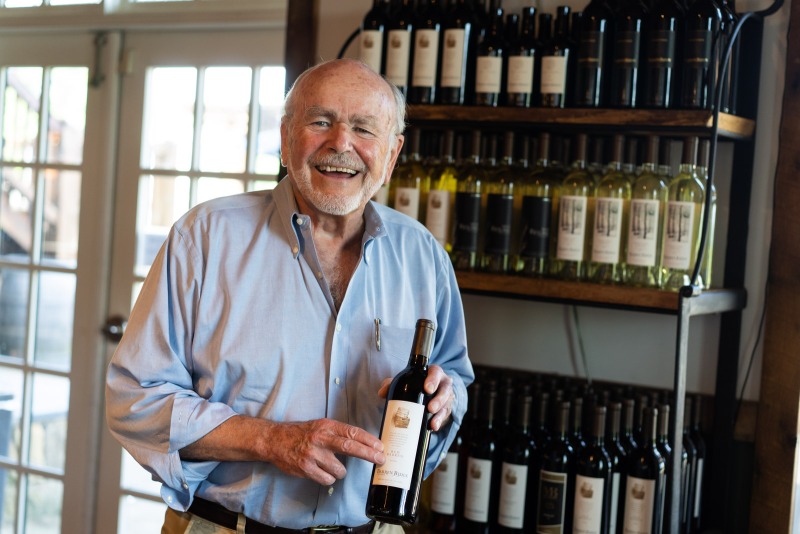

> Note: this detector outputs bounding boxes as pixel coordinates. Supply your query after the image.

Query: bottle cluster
[375,128,717,291]
[358,0,740,111]
[422,366,710,533]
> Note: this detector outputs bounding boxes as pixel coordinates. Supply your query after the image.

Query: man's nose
[327,123,354,153]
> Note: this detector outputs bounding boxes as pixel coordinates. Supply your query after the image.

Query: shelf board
[407,105,755,140]
[455,271,747,315]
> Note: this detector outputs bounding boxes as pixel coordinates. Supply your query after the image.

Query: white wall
[314,0,789,401]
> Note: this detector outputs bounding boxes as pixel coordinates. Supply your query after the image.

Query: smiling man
[105,58,473,534]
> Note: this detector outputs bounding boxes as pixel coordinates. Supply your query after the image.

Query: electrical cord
[337,28,361,60]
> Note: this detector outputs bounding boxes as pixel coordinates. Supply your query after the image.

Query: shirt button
[182,482,189,490]
[317,271,323,279]
[292,246,299,254]
[334,377,341,385]
[166,495,173,503]
[296,216,303,225]
[328,487,334,496]
[335,323,342,332]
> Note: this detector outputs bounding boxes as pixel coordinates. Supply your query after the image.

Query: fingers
[377,377,392,399]
[424,365,455,431]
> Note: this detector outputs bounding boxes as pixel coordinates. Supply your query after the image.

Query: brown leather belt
[188,497,375,533]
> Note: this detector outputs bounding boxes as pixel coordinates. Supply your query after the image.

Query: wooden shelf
[455,271,747,316]
[407,105,755,140]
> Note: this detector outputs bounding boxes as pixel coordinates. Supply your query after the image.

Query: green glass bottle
[590,134,631,284]
[450,130,487,271]
[392,128,430,223]
[697,138,717,289]
[426,129,458,253]
[481,131,519,273]
[554,133,595,281]
[515,132,562,277]
[661,136,706,291]
[625,135,668,288]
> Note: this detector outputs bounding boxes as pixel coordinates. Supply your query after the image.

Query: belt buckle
[308,527,341,533]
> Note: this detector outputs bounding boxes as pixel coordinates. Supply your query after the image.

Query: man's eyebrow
[303,106,385,130]
[303,106,336,120]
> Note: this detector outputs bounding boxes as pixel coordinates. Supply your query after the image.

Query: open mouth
[316,164,360,179]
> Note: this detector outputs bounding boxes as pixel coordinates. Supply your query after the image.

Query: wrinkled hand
[378,364,455,432]
[265,419,385,486]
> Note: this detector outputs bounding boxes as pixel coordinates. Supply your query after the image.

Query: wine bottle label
[475,56,502,94]
[573,474,605,534]
[394,186,421,220]
[519,195,552,259]
[431,452,459,514]
[694,458,704,519]
[440,29,467,88]
[484,193,513,254]
[557,195,588,261]
[426,189,451,247]
[685,29,713,68]
[627,199,660,266]
[385,30,412,87]
[662,201,698,270]
[412,29,440,88]
[538,469,568,532]
[592,197,624,264]
[646,30,676,68]
[614,30,641,66]
[453,192,481,252]
[507,56,534,94]
[610,472,621,533]
[622,475,656,534]
[359,29,384,74]
[372,399,425,490]
[372,184,390,205]
[498,462,529,528]
[540,55,568,95]
[464,457,493,522]
[578,30,606,66]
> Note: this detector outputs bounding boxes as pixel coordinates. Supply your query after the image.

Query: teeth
[319,165,357,175]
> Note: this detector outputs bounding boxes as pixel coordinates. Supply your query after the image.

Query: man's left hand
[378,364,455,431]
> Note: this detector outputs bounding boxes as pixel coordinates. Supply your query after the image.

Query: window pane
[136,174,189,274]
[0,466,17,533]
[0,367,22,462]
[0,268,29,360]
[2,67,42,164]
[118,495,166,534]
[28,373,68,471]
[0,166,35,261]
[196,177,244,205]
[255,66,285,176]
[25,474,62,533]
[120,450,160,495]
[49,0,101,4]
[141,68,197,171]
[46,67,88,165]
[249,179,278,192]
[34,272,75,370]
[3,0,41,9]
[40,169,81,267]
[199,67,251,174]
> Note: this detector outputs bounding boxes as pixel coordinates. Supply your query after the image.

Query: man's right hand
[179,415,386,486]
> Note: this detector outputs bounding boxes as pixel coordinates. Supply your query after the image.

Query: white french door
[0,32,121,533]
[95,29,286,533]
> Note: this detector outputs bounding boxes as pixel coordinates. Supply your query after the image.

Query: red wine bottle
[460,385,499,534]
[609,0,647,107]
[429,425,463,532]
[642,0,683,108]
[536,400,576,533]
[539,6,573,108]
[573,405,613,534]
[366,319,435,526]
[384,0,415,97]
[680,397,698,533]
[621,398,639,455]
[574,0,615,107]
[439,0,475,104]
[409,0,443,104]
[473,7,507,106]
[359,0,390,74]
[621,406,666,534]
[605,401,628,534]
[689,395,707,532]
[505,7,538,107]
[679,0,722,109]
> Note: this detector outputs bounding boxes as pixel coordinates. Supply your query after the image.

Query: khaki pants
[161,507,404,534]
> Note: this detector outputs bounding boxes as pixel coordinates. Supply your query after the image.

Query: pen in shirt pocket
[374,318,381,351]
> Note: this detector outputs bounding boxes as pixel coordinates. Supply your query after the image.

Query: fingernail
[374,442,384,451]
[375,452,386,464]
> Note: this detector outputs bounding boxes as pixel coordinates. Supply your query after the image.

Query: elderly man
[106,58,473,533]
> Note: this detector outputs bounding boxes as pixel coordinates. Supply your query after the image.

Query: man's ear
[386,134,405,183]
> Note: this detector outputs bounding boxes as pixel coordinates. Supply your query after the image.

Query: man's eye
[354,127,375,136]
[312,120,330,127]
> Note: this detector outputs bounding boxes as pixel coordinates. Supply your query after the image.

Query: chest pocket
[368,324,415,400]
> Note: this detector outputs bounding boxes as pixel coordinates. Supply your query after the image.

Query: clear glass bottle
[426,129,459,252]
[661,136,706,291]
[392,128,430,223]
[481,131,518,273]
[554,133,595,281]
[450,130,487,271]
[696,138,717,289]
[625,135,668,287]
[590,134,631,284]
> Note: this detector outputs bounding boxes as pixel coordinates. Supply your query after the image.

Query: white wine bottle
[366,319,435,526]
[590,134,631,284]
[625,135,668,288]
[697,139,717,289]
[426,130,458,252]
[392,128,430,223]
[481,131,519,273]
[662,136,705,291]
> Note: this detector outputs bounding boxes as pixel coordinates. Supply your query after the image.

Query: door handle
[101,315,127,343]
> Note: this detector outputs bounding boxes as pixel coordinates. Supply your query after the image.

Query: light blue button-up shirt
[105,177,474,528]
